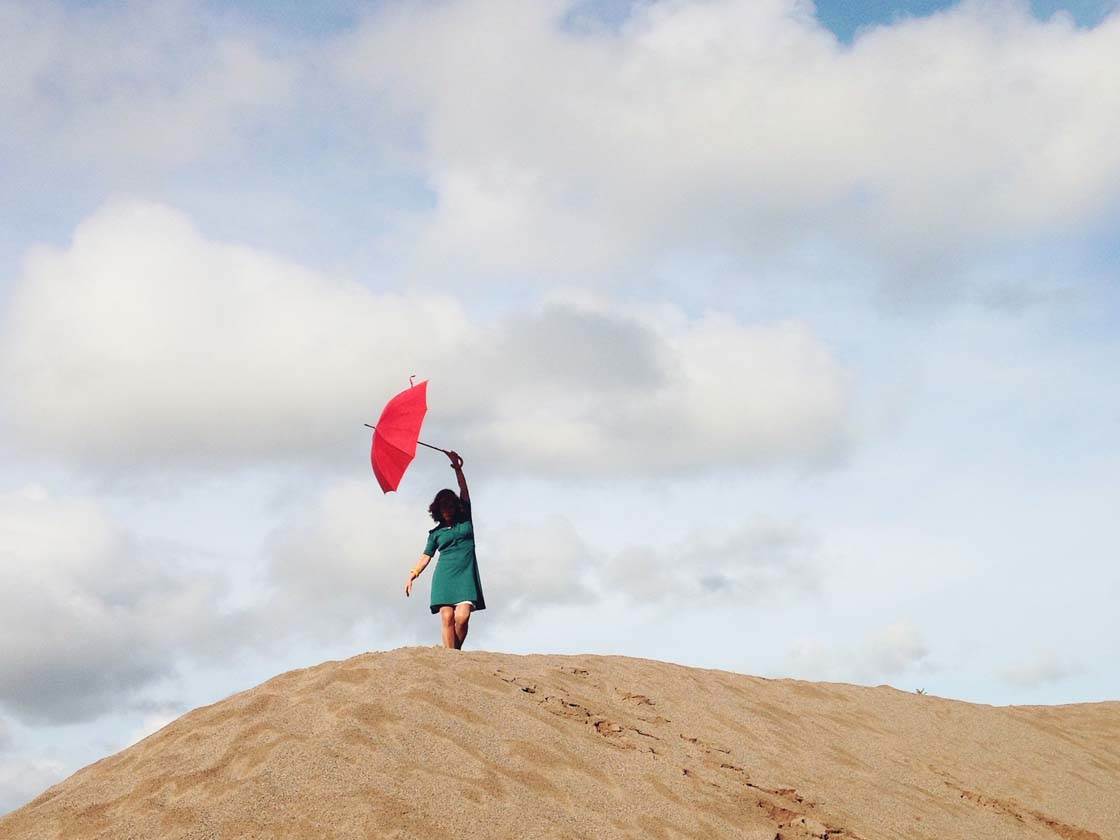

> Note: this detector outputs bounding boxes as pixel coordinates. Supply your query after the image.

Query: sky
[1,0,1118,815]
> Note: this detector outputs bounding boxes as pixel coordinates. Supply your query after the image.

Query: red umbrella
[366,378,446,493]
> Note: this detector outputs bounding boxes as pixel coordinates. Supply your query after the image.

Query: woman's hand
[447,450,464,470]
[404,576,414,597]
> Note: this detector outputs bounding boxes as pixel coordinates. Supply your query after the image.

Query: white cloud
[864,621,931,675]
[258,481,437,640]
[1001,650,1085,687]
[598,520,820,605]
[475,516,599,615]
[0,485,231,724]
[784,620,932,683]
[0,756,65,815]
[0,0,293,171]
[0,200,851,476]
[0,199,470,469]
[335,0,1120,277]
[454,297,852,477]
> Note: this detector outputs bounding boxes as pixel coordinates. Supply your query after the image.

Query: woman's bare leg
[439,606,456,648]
[453,602,472,650]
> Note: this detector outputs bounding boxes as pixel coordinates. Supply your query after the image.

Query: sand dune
[2,646,1117,839]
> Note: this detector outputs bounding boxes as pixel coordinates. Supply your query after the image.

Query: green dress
[424,500,486,614]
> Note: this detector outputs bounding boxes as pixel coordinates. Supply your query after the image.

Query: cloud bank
[0,200,851,476]
[0,486,231,724]
[336,0,1120,276]
[0,0,292,172]
[257,480,601,640]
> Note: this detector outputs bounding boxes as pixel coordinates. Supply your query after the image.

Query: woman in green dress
[404,450,486,649]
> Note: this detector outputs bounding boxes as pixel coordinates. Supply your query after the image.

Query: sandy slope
[2,646,1117,839]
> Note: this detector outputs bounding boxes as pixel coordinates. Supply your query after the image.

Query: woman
[404,450,486,649]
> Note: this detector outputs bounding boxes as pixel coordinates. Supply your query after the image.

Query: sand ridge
[1,646,1116,839]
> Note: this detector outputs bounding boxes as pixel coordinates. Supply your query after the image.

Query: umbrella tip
[409,374,416,387]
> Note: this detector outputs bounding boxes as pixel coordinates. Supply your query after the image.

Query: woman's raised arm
[448,450,469,505]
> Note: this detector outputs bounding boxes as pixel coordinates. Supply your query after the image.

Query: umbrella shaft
[364,424,446,454]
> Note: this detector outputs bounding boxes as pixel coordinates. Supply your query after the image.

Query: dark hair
[428,488,465,524]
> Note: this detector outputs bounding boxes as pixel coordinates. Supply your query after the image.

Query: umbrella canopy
[370,380,429,492]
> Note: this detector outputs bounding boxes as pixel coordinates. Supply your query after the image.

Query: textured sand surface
[2,646,1117,839]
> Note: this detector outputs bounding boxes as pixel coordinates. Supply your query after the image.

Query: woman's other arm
[404,554,432,597]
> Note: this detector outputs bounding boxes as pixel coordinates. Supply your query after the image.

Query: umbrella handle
[365,424,448,454]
